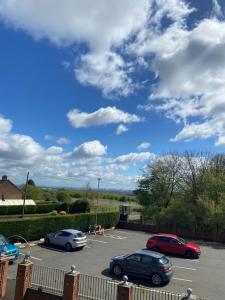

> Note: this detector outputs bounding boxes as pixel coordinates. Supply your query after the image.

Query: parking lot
[8,229,225,300]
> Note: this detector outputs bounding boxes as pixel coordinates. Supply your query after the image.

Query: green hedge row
[0,211,120,241]
[0,200,91,215]
[0,203,61,215]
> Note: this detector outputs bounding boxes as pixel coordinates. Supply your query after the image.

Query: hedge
[0,203,61,215]
[0,211,120,241]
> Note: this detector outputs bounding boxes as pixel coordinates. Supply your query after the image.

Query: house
[0,175,23,200]
[0,175,35,206]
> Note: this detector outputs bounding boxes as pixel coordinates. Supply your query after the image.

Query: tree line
[135,152,225,233]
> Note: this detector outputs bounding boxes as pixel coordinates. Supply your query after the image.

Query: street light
[95,178,101,225]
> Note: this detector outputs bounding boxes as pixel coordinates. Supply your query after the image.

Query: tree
[136,154,182,207]
[27,179,35,186]
[56,190,71,203]
[26,185,43,200]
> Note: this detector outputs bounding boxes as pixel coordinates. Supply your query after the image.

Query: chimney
[2,175,7,181]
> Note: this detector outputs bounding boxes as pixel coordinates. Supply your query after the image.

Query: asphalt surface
[8,229,225,300]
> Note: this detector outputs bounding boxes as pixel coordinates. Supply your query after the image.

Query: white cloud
[0,0,149,97]
[113,152,155,164]
[116,124,128,135]
[212,0,223,19]
[57,137,70,145]
[67,106,141,128]
[68,140,107,159]
[1,1,225,145]
[0,114,156,189]
[0,116,12,134]
[46,146,64,155]
[44,135,53,141]
[137,142,150,150]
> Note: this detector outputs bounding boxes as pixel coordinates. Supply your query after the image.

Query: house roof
[0,177,24,194]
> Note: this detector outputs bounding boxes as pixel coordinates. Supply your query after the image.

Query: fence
[31,264,66,296]
[30,264,208,300]
[79,273,118,300]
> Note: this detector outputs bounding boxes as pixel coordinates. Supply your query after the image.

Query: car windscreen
[0,235,9,246]
[159,256,169,265]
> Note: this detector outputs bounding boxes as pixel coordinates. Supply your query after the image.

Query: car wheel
[112,264,123,276]
[185,250,195,259]
[45,238,50,245]
[151,273,163,286]
[65,243,72,252]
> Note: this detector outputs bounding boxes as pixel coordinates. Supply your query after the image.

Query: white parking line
[174,265,197,271]
[88,239,108,244]
[20,253,42,261]
[104,234,127,240]
[173,277,192,282]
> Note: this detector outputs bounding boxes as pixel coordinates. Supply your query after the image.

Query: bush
[0,211,120,241]
[59,211,67,215]
[57,202,70,213]
[36,203,60,214]
[70,200,90,213]
[56,190,71,202]
[50,210,58,215]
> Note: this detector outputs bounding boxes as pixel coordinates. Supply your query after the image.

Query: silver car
[45,229,87,251]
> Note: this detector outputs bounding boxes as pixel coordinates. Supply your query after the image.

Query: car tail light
[163,267,171,273]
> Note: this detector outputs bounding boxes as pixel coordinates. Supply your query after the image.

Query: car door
[139,255,154,277]
[52,231,67,247]
[168,238,185,255]
[123,254,142,276]
[157,237,171,252]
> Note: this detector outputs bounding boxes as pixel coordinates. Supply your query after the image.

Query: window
[159,256,169,264]
[57,231,71,237]
[169,238,179,244]
[141,255,153,264]
[126,254,141,262]
[159,237,170,243]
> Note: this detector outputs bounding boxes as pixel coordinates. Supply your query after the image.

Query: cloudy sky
[0,0,225,190]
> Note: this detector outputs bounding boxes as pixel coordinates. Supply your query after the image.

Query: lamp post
[22,172,29,218]
[95,178,101,225]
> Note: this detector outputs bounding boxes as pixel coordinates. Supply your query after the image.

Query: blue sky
[0,0,225,190]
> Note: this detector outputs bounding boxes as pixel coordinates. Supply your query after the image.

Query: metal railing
[30,265,208,300]
[133,286,183,300]
[31,264,66,296]
[79,273,118,300]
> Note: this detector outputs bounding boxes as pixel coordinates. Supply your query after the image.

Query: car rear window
[159,256,169,264]
[75,232,85,238]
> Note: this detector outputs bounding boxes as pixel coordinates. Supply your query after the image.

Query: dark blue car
[110,249,173,286]
[0,234,20,262]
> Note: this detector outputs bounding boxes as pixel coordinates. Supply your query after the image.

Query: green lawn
[88,198,142,212]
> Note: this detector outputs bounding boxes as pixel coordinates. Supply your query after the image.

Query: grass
[89,198,142,212]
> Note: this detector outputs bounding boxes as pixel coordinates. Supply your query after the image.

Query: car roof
[60,229,83,234]
[134,249,164,258]
[152,233,178,238]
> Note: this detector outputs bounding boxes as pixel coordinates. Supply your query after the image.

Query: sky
[0,0,225,190]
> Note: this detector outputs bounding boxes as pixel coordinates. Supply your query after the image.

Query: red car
[146,233,201,258]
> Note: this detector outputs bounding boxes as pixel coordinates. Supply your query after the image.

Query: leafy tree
[56,190,71,203]
[28,179,35,186]
[26,186,43,200]
[70,199,90,213]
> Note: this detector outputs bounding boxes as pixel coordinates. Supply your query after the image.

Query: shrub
[50,210,58,215]
[56,190,71,202]
[0,211,120,241]
[70,199,90,213]
[59,211,67,215]
[57,202,70,213]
